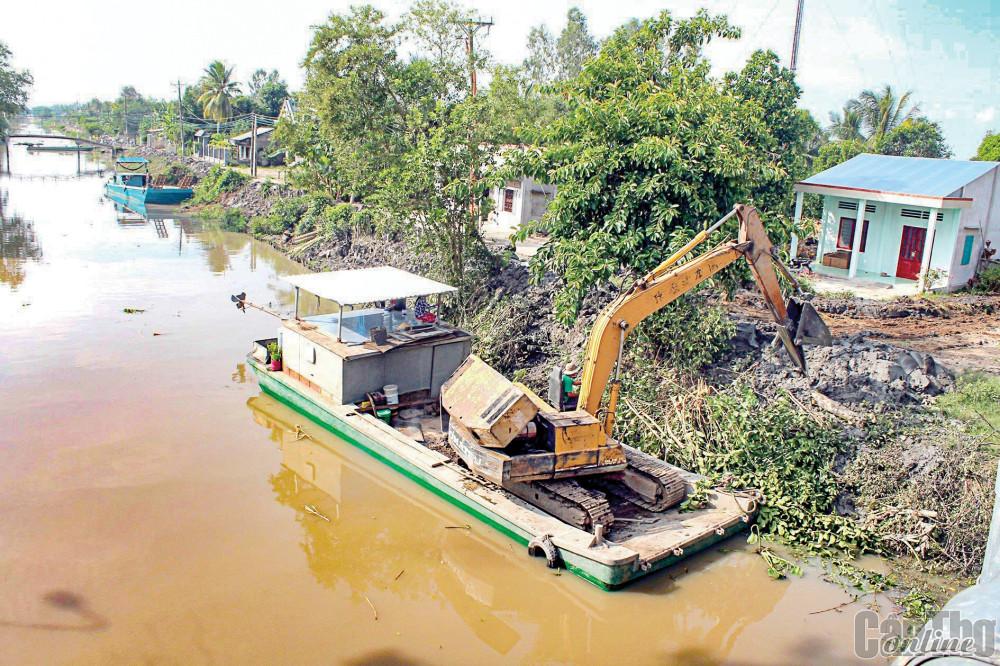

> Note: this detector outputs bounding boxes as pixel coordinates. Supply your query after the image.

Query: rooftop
[283,266,457,305]
[796,153,999,207]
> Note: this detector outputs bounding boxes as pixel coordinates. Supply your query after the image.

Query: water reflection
[0,208,42,289]
[245,395,792,663]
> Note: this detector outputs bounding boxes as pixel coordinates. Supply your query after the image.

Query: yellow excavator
[441,204,832,532]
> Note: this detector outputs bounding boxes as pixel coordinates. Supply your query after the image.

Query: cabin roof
[116,156,149,164]
[284,266,457,305]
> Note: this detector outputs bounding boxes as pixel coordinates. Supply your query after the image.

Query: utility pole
[250,112,258,178]
[122,94,128,144]
[459,17,493,96]
[790,0,805,72]
[457,17,493,219]
[173,80,185,155]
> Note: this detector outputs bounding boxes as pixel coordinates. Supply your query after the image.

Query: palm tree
[197,61,241,131]
[847,85,919,142]
[828,106,865,142]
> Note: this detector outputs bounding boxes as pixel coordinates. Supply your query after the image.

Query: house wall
[818,196,959,286]
[949,167,1000,286]
[486,176,555,235]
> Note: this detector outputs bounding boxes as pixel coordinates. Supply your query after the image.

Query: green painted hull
[248,357,747,590]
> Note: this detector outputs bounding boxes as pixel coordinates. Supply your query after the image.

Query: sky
[3,0,997,157]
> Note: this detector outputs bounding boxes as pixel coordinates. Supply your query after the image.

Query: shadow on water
[0,590,108,632]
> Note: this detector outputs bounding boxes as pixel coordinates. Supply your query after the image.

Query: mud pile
[737,324,956,406]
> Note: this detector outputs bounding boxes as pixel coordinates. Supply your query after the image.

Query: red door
[896,225,926,280]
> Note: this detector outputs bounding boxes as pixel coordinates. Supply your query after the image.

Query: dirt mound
[736,324,955,407]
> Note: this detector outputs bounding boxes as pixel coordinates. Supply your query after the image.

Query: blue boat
[104,156,194,206]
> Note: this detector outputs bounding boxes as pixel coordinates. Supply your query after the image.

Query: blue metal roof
[800,153,999,198]
[116,156,149,164]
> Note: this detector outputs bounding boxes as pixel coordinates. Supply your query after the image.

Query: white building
[484,175,556,237]
[793,154,1000,291]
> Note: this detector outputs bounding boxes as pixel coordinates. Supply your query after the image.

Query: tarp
[283,266,457,305]
[799,153,999,198]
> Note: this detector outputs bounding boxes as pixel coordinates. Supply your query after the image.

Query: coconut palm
[828,106,865,142]
[197,61,241,130]
[847,85,920,142]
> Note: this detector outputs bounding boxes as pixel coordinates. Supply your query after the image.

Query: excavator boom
[577,204,830,433]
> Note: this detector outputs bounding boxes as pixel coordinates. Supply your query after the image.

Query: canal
[0,136,882,664]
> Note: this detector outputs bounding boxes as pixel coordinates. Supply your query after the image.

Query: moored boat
[241,267,758,589]
[104,156,193,206]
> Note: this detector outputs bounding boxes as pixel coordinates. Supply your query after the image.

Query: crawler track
[598,446,687,512]
[505,479,614,533]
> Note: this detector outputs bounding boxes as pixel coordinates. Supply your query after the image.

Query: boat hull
[104,182,193,206]
[247,356,753,590]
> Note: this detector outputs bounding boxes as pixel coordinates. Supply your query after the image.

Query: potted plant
[267,342,282,371]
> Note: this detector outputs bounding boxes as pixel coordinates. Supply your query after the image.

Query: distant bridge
[5,133,120,152]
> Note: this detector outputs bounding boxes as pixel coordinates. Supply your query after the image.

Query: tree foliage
[198,61,242,124]
[282,2,509,294]
[875,118,951,158]
[847,84,919,142]
[0,41,33,137]
[523,7,598,86]
[975,132,1000,161]
[508,11,814,323]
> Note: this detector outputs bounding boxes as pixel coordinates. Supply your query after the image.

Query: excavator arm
[576,204,830,434]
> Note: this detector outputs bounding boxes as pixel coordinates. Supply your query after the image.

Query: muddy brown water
[1,137,887,664]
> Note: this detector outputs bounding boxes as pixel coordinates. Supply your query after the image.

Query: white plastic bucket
[384,384,399,406]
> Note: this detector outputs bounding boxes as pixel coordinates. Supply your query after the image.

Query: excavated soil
[729,292,1000,375]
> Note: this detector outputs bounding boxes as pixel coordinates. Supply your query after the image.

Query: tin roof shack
[229,126,284,167]
[793,154,1000,292]
[274,267,471,406]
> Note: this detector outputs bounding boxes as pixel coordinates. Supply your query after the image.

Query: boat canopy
[284,266,457,305]
[116,156,149,164]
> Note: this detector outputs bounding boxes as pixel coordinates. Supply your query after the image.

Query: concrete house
[793,154,1000,292]
[485,175,556,237]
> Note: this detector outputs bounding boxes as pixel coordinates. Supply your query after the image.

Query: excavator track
[598,446,687,512]
[505,479,614,533]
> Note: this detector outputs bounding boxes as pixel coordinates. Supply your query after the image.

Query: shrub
[631,297,735,374]
[160,164,191,185]
[250,215,287,236]
[192,166,248,204]
[972,263,1000,294]
[320,203,355,235]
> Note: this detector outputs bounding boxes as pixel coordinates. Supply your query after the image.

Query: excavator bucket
[787,298,832,347]
[777,298,833,373]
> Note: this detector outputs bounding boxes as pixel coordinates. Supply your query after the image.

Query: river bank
[127,146,999,611]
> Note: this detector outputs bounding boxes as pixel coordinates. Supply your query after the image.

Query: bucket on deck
[376,408,392,424]
[384,384,399,406]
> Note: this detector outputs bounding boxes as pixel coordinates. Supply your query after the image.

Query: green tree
[523,8,598,87]
[975,132,1000,161]
[847,84,919,142]
[0,41,33,138]
[374,96,499,295]
[876,118,951,158]
[509,11,818,324]
[197,60,242,128]
[828,106,864,141]
[555,7,598,80]
[523,26,558,86]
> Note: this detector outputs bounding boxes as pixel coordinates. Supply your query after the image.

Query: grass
[936,372,1000,449]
